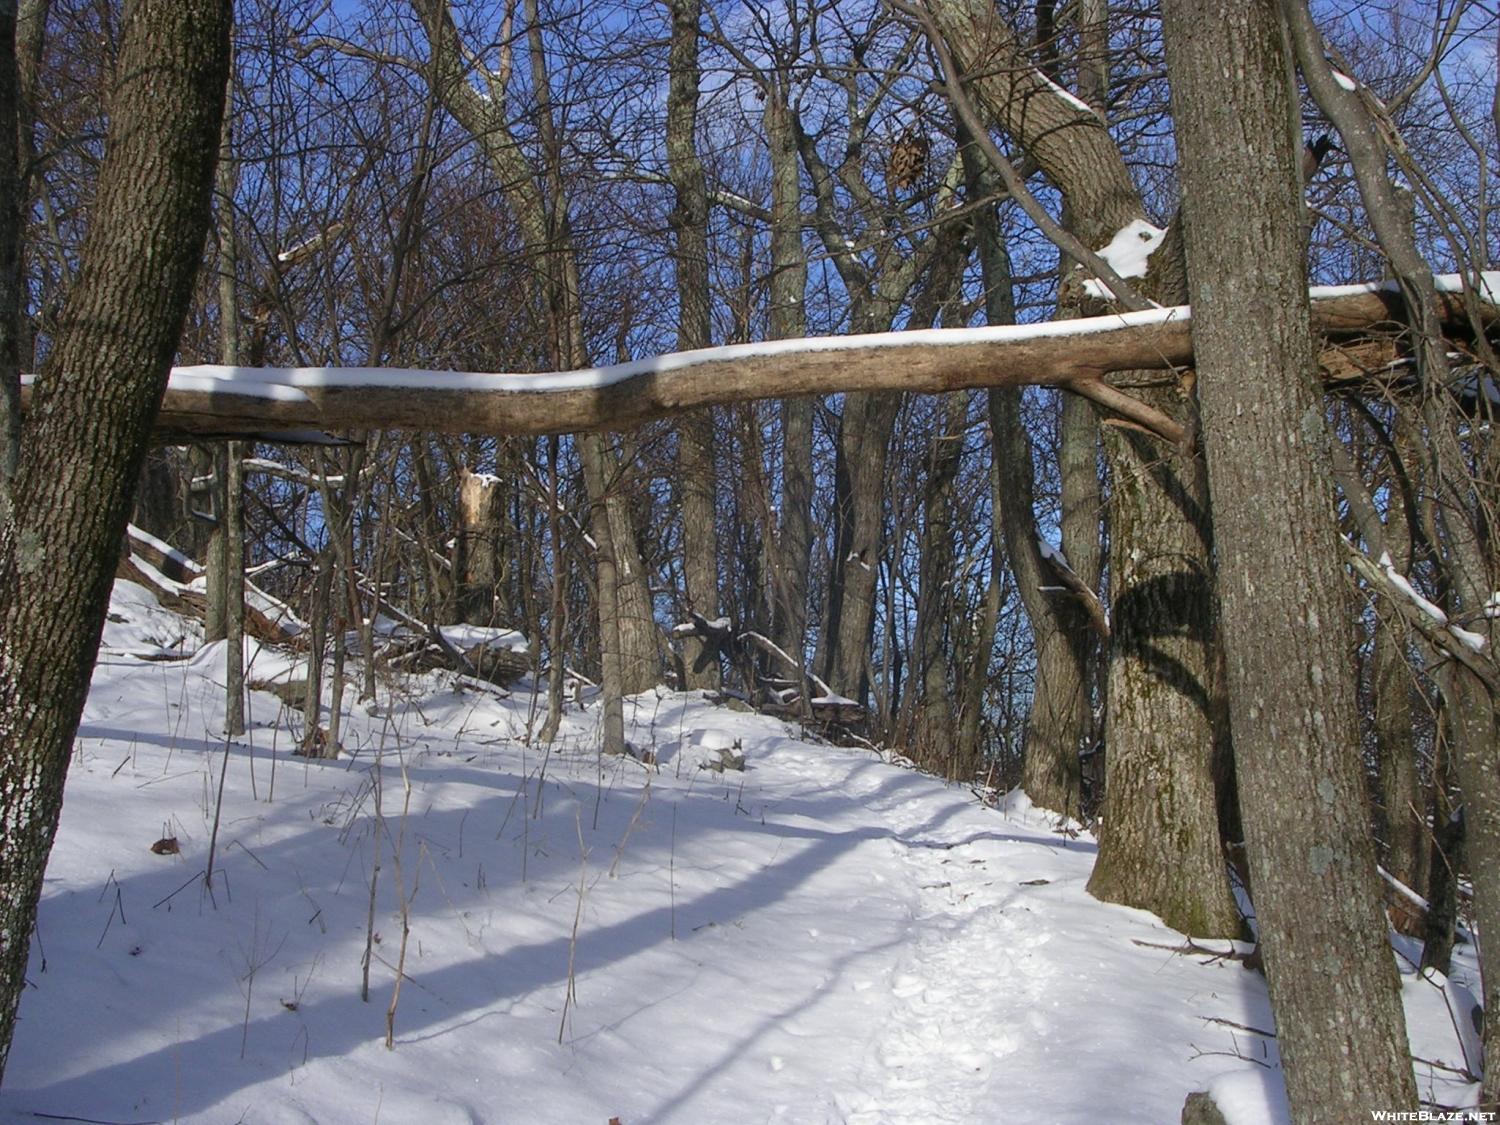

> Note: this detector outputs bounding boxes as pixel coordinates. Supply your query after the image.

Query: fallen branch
[21,282,1492,442]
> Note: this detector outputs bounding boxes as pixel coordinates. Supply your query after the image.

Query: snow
[1330,68,1359,92]
[1037,538,1070,569]
[126,524,201,575]
[651,728,745,772]
[0,579,1484,1123]
[242,456,345,486]
[277,239,316,264]
[1082,219,1167,299]
[1309,270,1500,304]
[1449,625,1487,653]
[1379,551,1448,625]
[1033,68,1096,116]
[168,370,314,403]
[437,623,530,655]
[1204,1070,1291,1125]
[712,187,760,214]
[99,577,201,659]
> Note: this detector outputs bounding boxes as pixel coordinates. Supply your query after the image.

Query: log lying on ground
[119,525,304,643]
[370,620,533,688]
[20,280,1495,443]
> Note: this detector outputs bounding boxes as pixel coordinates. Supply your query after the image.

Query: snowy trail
[836,794,1073,1124]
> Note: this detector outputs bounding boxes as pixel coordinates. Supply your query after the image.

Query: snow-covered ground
[0,580,1482,1123]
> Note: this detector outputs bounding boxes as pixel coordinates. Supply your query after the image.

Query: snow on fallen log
[358,610,533,686]
[20,276,1493,441]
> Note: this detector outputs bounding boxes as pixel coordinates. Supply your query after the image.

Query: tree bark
[1280,2,1500,1101]
[1163,0,1418,1115]
[1372,605,1425,933]
[911,391,967,771]
[0,0,230,1080]
[0,3,18,487]
[666,0,720,691]
[214,92,243,737]
[825,390,900,704]
[1058,391,1101,763]
[456,467,502,626]
[1087,415,1241,937]
[763,94,812,668]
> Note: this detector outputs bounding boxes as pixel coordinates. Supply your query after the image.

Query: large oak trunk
[0,0,230,1079]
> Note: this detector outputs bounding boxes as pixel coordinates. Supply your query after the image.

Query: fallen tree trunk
[19,282,1496,443]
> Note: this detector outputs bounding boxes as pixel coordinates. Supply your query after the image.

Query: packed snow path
[0,581,1481,1123]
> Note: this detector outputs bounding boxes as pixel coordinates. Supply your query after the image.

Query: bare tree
[920,0,1239,934]
[666,0,722,690]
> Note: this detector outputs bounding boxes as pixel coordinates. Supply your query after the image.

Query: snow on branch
[1038,538,1110,638]
[276,221,346,267]
[738,629,835,699]
[1345,540,1497,694]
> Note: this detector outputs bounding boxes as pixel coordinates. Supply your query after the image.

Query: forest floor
[0,579,1482,1124]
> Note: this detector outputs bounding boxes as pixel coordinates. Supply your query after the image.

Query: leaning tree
[0,0,231,1081]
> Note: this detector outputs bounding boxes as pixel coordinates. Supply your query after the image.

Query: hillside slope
[0,581,1478,1123]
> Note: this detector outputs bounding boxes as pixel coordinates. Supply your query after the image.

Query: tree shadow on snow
[2,766,941,1122]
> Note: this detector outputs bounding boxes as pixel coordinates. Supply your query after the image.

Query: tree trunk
[960,138,1087,814]
[1059,391,1101,760]
[0,0,230,1080]
[587,434,659,694]
[939,12,1230,870]
[580,437,628,756]
[456,467,502,625]
[1439,662,1500,1102]
[223,441,245,737]
[666,0,720,691]
[1087,416,1241,937]
[1163,0,1417,1114]
[1373,607,1425,934]
[215,96,244,737]
[0,3,18,486]
[538,435,567,744]
[1421,721,1461,977]
[302,554,330,752]
[825,390,900,705]
[1280,0,1500,1100]
[911,392,967,771]
[764,94,812,667]
[203,446,231,642]
[1059,0,1109,790]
